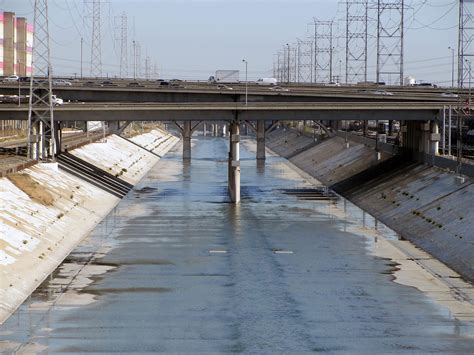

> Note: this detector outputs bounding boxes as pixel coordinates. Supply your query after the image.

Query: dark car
[127,81,145,87]
[100,80,117,87]
[19,77,32,83]
[158,81,170,86]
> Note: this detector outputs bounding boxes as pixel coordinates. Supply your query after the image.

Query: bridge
[0,89,463,204]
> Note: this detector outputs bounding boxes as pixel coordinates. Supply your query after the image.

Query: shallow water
[1,137,473,353]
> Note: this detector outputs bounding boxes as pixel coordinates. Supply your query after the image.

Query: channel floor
[1,137,474,353]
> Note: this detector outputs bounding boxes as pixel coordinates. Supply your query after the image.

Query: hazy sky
[1,0,459,85]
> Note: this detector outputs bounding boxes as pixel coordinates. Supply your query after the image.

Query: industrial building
[0,11,33,77]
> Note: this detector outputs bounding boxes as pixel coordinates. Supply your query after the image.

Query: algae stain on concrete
[7,173,54,206]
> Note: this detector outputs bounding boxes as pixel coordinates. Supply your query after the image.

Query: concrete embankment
[0,129,179,324]
[267,129,474,282]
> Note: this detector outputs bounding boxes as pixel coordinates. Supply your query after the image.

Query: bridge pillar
[183,121,192,160]
[257,120,266,160]
[429,121,440,155]
[54,121,61,155]
[228,121,241,204]
[108,121,120,134]
[203,123,207,136]
[401,121,440,156]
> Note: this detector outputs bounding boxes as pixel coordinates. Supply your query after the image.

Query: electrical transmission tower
[90,0,102,77]
[27,0,56,160]
[136,41,142,78]
[145,56,150,80]
[117,12,128,78]
[457,0,474,173]
[459,0,474,89]
[276,51,283,82]
[376,0,404,85]
[297,38,314,83]
[345,0,368,83]
[313,19,334,84]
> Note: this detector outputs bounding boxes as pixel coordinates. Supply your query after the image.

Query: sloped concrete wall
[0,130,179,324]
[288,136,392,186]
[266,128,315,158]
[267,128,474,282]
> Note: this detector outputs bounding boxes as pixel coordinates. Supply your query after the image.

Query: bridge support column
[203,123,207,136]
[257,120,266,160]
[108,121,120,134]
[228,121,240,204]
[54,121,61,155]
[429,121,440,155]
[183,121,192,160]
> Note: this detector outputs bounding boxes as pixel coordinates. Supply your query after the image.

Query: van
[256,78,277,86]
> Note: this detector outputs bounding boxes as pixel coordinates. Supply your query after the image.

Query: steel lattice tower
[346,0,368,83]
[459,0,474,89]
[27,0,56,160]
[90,0,102,77]
[118,12,128,78]
[376,0,404,85]
[136,41,142,78]
[457,0,474,173]
[314,20,334,84]
[276,51,283,82]
[297,38,314,83]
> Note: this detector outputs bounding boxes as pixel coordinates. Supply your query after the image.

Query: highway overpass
[0,82,460,104]
[0,102,449,122]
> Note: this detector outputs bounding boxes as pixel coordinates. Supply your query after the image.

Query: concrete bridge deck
[0,101,451,122]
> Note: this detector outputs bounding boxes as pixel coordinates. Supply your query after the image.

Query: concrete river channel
[1,137,474,353]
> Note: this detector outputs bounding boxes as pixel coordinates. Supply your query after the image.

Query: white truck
[256,78,277,86]
[209,70,240,84]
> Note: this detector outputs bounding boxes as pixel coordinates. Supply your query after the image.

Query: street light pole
[242,59,248,105]
[18,60,21,107]
[448,46,455,88]
[133,40,137,80]
[286,43,290,84]
[80,37,83,79]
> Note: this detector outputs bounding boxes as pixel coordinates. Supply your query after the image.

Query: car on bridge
[371,90,394,96]
[3,75,19,82]
[441,92,459,98]
[256,78,277,86]
[51,95,64,106]
[100,80,118,87]
[127,81,145,88]
[53,79,72,86]
[269,86,289,92]
[217,84,233,90]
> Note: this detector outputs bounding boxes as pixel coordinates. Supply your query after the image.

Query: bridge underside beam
[1,108,441,122]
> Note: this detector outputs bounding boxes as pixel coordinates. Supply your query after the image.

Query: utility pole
[286,43,290,84]
[242,59,248,105]
[376,0,404,85]
[28,0,56,160]
[80,37,83,79]
[136,41,142,78]
[345,0,368,83]
[89,0,102,77]
[132,40,136,79]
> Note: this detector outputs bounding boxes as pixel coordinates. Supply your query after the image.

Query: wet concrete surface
[1,137,474,353]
